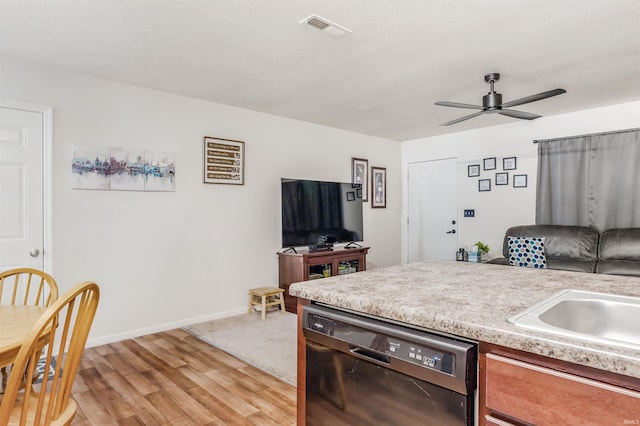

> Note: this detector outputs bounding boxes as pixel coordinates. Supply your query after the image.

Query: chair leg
[248,292,254,315]
[261,295,266,320]
[279,292,285,314]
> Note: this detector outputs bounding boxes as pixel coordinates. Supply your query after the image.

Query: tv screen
[281,178,364,248]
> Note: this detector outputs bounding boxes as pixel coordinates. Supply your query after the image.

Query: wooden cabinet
[480,344,640,426]
[278,247,368,313]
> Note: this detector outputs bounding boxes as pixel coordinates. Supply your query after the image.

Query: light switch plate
[464,209,475,217]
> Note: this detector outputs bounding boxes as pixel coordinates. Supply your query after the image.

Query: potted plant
[475,241,490,261]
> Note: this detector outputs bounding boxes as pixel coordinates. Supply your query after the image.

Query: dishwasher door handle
[349,346,391,365]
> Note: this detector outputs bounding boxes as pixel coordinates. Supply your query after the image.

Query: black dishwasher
[303,304,477,426]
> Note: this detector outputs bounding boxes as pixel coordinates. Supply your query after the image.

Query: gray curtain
[536,128,640,232]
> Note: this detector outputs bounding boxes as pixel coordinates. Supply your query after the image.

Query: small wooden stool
[248,287,286,320]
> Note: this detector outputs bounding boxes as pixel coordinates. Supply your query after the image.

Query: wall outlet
[464,209,475,217]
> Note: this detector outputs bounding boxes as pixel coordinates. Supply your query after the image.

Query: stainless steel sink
[508,289,640,350]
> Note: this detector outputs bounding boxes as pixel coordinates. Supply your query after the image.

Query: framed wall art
[351,157,369,201]
[203,136,245,185]
[479,179,491,192]
[495,172,509,186]
[503,157,517,170]
[483,157,496,170]
[513,174,528,188]
[371,166,386,208]
[468,164,480,177]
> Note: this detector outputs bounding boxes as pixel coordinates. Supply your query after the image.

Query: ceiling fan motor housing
[483,92,502,110]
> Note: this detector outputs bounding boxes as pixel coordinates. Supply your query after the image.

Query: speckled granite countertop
[289,260,640,379]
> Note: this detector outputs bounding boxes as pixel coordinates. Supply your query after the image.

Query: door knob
[29,248,40,257]
[446,229,456,234]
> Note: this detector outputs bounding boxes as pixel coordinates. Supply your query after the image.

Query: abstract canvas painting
[72,145,111,190]
[110,147,145,191]
[71,144,175,192]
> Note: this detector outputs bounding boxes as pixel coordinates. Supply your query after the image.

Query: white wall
[401,101,640,263]
[0,57,402,346]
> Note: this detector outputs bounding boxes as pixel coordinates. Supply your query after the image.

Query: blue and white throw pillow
[508,236,547,269]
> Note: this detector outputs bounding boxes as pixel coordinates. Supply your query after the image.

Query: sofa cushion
[596,228,640,276]
[598,228,640,260]
[508,236,547,269]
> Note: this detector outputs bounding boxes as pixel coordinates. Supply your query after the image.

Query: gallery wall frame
[496,172,509,186]
[351,157,369,201]
[371,166,387,208]
[203,136,245,185]
[513,174,528,188]
[468,164,480,177]
[479,179,491,192]
[483,157,496,170]
[503,157,517,170]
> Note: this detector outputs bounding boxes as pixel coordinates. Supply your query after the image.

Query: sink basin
[508,289,640,351]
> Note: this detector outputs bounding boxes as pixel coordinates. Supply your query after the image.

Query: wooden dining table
[0,305,47,370]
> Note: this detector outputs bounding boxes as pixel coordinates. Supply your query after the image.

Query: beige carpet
[183,310,297,385]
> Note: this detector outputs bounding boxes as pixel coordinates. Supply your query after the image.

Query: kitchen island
[290,260,640,425]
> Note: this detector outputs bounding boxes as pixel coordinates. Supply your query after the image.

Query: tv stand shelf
[278,247,369,313]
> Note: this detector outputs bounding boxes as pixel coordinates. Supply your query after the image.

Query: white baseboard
[85,307,247,348]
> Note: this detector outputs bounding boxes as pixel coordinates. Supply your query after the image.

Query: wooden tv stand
[277,247,369,313]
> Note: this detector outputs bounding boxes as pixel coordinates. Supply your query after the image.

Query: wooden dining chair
[0,268,59,308]
[0,281,100,426]
[0,268,60,391]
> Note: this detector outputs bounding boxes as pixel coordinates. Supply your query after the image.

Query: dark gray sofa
[488,225,640,277]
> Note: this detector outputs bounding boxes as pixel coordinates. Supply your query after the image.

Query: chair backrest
[0,281,100,425]
[0,268,59,307]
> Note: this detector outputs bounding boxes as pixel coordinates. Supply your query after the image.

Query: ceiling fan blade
[435,101,484,110]
[499,109,542,120]
[439,111,485,126]
[502,88,566,108]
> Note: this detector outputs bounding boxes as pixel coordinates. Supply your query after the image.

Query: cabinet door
[337,258,362,275]
[485,353,640,425]
[308,261,332,279]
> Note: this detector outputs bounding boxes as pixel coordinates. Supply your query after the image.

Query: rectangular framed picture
[347,191,355,201]
[371,166,386,208]
[203,136,245,185]
[495,172,509,186]
[513,174,528,188]
[503,157,517,170]
[483,157,496,170]
[351,157,369,201]
[468,164,480,177]
[479,179,491,192]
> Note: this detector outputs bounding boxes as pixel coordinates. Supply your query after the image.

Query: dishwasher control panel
[306,311,455,374]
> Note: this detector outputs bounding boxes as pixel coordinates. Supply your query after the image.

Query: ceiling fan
[435,73,566,126]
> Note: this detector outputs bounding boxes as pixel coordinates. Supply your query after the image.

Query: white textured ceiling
[1,0,639,141]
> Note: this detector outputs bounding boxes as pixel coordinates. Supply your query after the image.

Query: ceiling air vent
[300,14,352,37]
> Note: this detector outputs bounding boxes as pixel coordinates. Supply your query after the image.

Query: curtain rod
[532,127,640,144]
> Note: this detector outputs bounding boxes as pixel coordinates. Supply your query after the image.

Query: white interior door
[408,158,458,262]
[0,106,45,271]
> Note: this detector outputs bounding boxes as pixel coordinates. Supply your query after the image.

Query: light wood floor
[70,328,296,425]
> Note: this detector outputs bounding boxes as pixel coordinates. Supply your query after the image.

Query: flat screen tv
[281,178,364,249]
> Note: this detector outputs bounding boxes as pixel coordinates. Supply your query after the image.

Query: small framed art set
[351,157,386,208]
[468,156,527,192]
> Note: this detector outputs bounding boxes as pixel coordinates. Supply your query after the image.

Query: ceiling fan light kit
[435,73,566,126]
